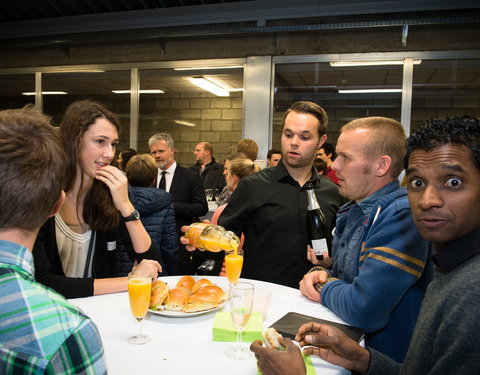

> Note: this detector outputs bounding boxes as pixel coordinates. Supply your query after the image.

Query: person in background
[203,101,344,288]
[190,141,226,193]
[215,152,247,207]
[299,117,432,362]
[0,107,106,374]
[251,116,480,375]
[214,138,261,209]
[126,154,178,276]
[212,154,262,252]
[148,132,208,275]
[313,158,328,176]
[236,138,259,162]
[266,148,282,168]
[33,100,162,299]
[117,147,137,172]
[316,142,339,185]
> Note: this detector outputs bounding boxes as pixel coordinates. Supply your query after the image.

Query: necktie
[159,171,167,190]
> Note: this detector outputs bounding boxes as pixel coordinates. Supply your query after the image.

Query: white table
[70,276,351,375]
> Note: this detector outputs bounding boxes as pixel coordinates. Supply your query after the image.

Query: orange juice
[200,237,234,252]
[225,253,243,283]
[184,223,240,252]
[128,278,152,318]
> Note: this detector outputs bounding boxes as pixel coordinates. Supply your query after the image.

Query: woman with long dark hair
[33,100,162,298]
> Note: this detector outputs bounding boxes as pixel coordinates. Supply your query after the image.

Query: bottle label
[312,238,328,255]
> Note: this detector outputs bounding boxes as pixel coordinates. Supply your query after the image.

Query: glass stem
[236,327,243,349]
[137,317,143,337]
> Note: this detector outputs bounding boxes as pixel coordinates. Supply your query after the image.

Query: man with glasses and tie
[148,133,208,275]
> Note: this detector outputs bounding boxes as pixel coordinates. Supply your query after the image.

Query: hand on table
[299,270,331,302]
[250,337,306,375]
[295,322,370,374]
[134,259,162,282]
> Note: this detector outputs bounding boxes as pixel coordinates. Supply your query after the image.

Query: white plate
[148,275,228,318]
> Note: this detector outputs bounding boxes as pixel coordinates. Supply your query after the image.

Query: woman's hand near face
[95,165,133,216]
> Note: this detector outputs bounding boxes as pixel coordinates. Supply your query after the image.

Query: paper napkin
[213,311,263,342]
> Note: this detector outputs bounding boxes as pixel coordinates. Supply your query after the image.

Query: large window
[411,59,480,131]
[138,67,244,167]
[42,70,131,148]
[0,74,35,110]
[273,62,403,150]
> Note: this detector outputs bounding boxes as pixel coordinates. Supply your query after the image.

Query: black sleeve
[173,169,208,218]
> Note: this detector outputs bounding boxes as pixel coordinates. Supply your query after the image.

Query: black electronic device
[270,312,364,343]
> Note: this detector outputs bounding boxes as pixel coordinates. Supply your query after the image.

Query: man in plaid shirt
[0,107,106,374]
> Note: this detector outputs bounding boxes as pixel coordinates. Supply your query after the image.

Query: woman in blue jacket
[126,154,178,275]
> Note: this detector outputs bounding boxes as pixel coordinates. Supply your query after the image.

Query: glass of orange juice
[127,269,152,345]
[225,248,243,283]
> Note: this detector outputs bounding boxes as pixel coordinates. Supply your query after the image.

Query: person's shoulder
[2,273,92,353]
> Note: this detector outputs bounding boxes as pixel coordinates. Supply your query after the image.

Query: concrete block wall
[137,91,243,167]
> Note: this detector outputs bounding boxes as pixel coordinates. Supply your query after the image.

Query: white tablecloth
[70,276,351,375]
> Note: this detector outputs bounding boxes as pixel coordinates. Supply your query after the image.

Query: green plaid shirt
[0,239,106,374]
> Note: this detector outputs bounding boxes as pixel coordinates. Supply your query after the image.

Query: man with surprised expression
[251,116,480,375]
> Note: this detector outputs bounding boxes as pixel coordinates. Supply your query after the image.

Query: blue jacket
[128,186,178,276]
[321,181,433,362]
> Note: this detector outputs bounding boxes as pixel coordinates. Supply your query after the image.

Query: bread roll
[149,280,169,310]
[165,287,190,311]
[182,285,227,313]
[191,278,214,293]
[176,275,195,291]
[262,328,285,351]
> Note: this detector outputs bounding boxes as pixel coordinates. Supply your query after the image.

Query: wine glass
[225,248,243,284]
[225,282,254,359]
[127,269,152,345]
[205,189,214,201]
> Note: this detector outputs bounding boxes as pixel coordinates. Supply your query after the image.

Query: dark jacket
[156,164,208,274]
[128,186,178,276]
[32,217,163,299]
[190,158,226,191]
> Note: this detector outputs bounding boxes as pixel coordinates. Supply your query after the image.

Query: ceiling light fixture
[174,120,196,127]
[174,66,243,71]
[112,89,165,94]
[338,89,402,94]
[330,60,422,67]
[22,91,67,96]
[190,77,230,97]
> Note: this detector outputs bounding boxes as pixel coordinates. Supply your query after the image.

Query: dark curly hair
[404,116,480,170]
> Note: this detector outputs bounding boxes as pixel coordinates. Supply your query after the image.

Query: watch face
[124,209,140,222]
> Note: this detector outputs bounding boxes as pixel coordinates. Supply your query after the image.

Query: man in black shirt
[217,101,344,288]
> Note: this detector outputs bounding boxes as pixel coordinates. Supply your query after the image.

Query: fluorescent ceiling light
[112,89,165,94]
[338,89,402,94]
[22,91,67,95]
[330,60,422,67]
[45,69,106,73]
[227,88,244,92]
[174,120,196,127]
[174,66,243,71]
[190,77,230,96]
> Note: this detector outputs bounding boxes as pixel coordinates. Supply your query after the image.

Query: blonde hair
[126,154,157,187]
[228,156,261,180]
[341,116,406,178]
